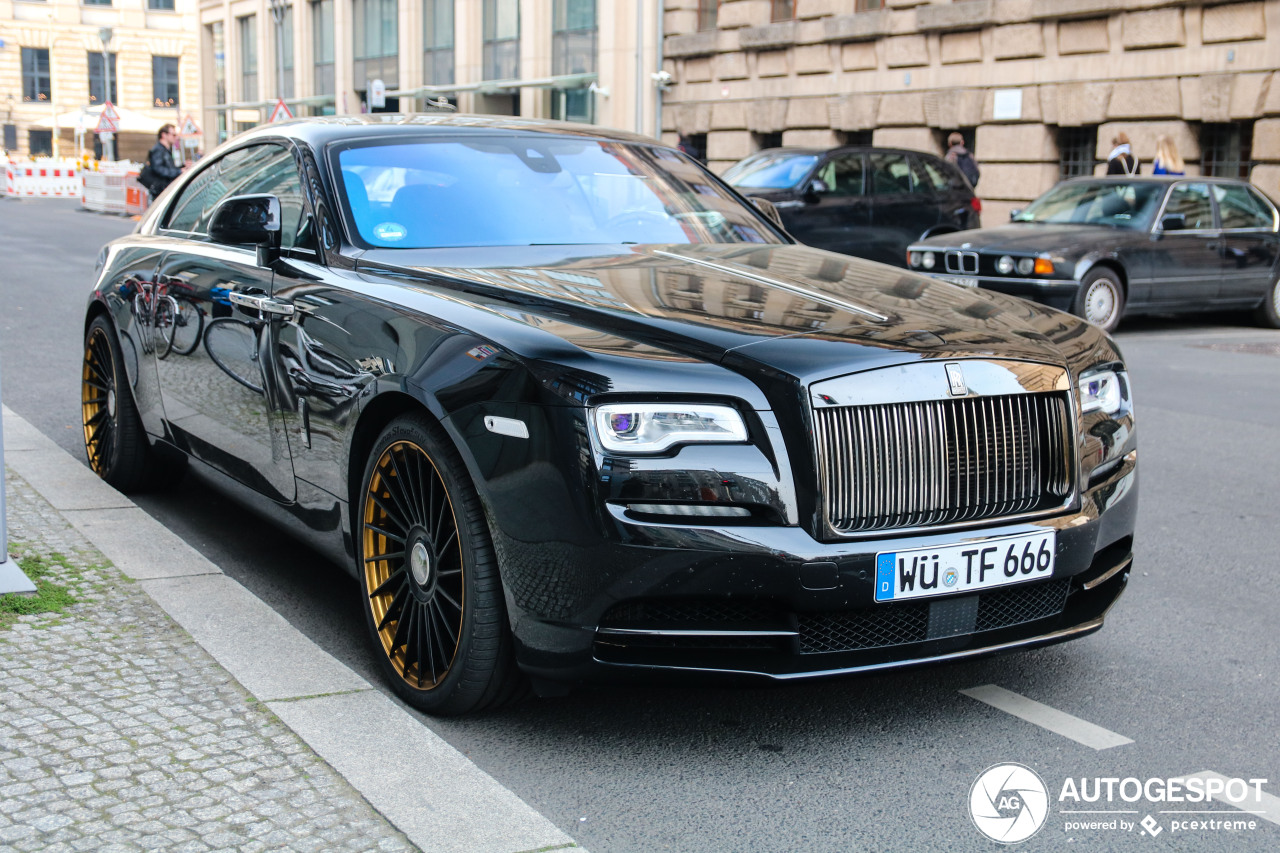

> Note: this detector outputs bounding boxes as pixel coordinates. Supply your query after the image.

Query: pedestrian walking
[1106,132,1138,175]
[944,132,981,187]
[1152,134,1185,175]
[138,123,188,200]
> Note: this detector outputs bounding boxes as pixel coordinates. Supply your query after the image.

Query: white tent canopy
[30,105,168,135]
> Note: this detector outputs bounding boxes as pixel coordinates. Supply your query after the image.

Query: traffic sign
[179,114,201,137]
[268,98,294,123]
[95,101,119,134]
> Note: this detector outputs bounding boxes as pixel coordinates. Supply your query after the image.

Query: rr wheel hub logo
[970,763,1050,844]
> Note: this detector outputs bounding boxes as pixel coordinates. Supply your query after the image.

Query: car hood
[356,243,1111,388]
[914,223,1122,255]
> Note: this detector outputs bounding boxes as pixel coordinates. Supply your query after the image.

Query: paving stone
[1,471,417,853]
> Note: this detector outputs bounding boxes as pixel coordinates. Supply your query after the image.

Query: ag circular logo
[969,763,1049,844]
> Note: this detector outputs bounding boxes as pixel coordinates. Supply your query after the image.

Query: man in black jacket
[143,124,186,196]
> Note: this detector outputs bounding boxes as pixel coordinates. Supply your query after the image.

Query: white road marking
[1171,771,1279,826]
[960,684,1134,750]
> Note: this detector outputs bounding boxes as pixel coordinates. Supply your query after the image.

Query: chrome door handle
[229,291,296,318]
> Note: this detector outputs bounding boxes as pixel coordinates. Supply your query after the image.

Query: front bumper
[924,272,1082,313]
[503,448,1137,687]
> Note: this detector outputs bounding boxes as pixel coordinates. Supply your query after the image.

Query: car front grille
[798,580,1071,654]
[814,392,1073,533]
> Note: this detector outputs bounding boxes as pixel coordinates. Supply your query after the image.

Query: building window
[770,0,794,22]
[312,0,335,107]
[83,0,111,6]
[148,0,176,10]
[28,129,53,156]
[698,0,717,30]
[754,131,783,151]
[837,130,874,147]
[551,0,595,123]
[152,56,180,107]
[483,0,520,81]
[275,5,295,99]
[1058,126,1097,179]
[209,23,226,105]
[855,0,883,10]
[239,15,258,101]
[21,48,51,103]
[1201,122,1253,179]
[423,0,454,87]
[354,0,399,89]
[88,52,117,105]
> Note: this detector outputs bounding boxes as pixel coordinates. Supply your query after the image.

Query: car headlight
[908,251,921,268]
[921,252,936,270]
[593,403,748,453]
[1078,369,1131,416]
[1016,257,1035,275]
[996,255,1014,275]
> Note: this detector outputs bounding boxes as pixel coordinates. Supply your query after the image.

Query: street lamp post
[98,26,114,162]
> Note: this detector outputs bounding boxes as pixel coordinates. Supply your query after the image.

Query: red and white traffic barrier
[3,160,81,198]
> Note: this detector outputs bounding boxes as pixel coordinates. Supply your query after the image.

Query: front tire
[1073,268,1125,333]
[1254,275,1280,329]
[358,414,523,715]
[82,315,184,491]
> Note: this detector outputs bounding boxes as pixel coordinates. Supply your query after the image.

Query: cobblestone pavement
[1,470,418,853]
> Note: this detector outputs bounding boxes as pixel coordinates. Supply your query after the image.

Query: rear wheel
[1254,275,1280,329]
[1073,268,1125,333]
[358,414,524,715]
[82,315,184,490]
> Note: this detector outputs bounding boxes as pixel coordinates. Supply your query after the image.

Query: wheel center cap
[410,542,432,586]
[107,389,116,417]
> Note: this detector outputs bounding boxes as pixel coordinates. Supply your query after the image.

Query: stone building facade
[660,0,1280,221]
[1,0,201,160]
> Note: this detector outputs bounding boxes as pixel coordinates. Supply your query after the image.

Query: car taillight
[970,197,983,214]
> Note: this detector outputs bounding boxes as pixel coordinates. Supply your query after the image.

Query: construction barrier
[80,163,149,216]
[3,159,81,198]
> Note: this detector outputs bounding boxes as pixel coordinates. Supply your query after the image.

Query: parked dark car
[907,176,1280,332]
[724,146,982,267]
[83,116,1135,716]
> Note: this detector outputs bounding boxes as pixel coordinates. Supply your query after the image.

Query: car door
[1212,182,1280,306]
[151,142,310,503]
[867,152,939,267]
[783,152,872,256]
[1147,182,1223,308]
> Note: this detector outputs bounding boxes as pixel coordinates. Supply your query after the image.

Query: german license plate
[874,531,1056,603]
[939,275,978,288]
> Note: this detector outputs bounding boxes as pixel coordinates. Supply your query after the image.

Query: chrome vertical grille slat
[814,392,1074,534]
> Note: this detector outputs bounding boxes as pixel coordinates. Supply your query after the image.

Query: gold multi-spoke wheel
[82,323,119,478]
[363,439,465,690]
[358,415,523,715]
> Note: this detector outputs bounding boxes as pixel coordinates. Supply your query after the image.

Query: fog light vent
[627,504,751,518]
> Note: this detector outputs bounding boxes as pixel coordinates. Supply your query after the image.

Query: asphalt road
[3,197,1278,852]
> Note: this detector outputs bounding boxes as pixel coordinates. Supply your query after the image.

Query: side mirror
[1159,212,1186,232]
[805,178,829,199]
[209,194,283,266]
[750,197,785,230]
[1008,208,1022,220]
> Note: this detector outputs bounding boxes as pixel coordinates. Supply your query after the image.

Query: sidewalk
[0,407,580,853]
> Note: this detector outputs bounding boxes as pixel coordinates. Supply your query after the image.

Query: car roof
[743,146,946,159]
[231,113,662,149]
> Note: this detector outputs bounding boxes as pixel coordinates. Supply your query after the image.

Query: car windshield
[723,152,820,189]
[335,137,782,248]
[1012,181,1164,228]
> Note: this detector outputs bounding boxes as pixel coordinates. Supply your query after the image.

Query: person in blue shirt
[1152,135,1185,175]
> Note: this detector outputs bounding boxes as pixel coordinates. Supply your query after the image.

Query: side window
[917,156,957,192]
[1165,183,1214,230]
[869,153,914,195]
[163,148,258,234]
[817,154,864,196]
[907,157,938,194]
[1213,184,1275,230]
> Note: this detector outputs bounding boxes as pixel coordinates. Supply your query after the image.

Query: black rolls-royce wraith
[83,116,1137,715]
[907,176,1280,332]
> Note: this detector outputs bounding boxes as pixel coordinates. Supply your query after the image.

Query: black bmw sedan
[907,176,1280,332]
[724,146,981,267]
[83,116,1136,715]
